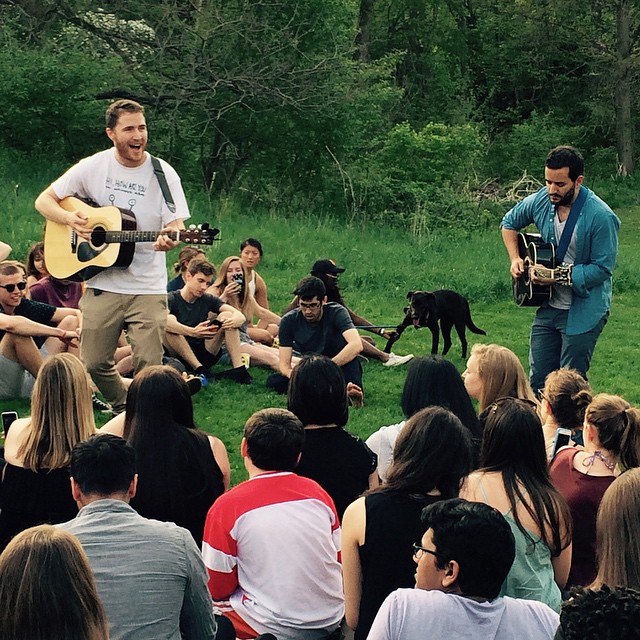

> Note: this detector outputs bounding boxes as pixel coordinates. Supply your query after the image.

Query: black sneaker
[214,365,253,385]
[183,374,203,396]
[91,393,113,413]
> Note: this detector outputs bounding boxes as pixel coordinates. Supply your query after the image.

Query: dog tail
[465,302,486,335]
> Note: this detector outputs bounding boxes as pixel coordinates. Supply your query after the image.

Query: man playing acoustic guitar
[35,99,189,413]
[501,146,620,394]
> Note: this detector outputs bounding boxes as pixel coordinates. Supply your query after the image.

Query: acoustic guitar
[44,197,218,281]
[512,233,556,307]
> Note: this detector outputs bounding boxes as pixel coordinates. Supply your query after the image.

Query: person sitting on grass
[168,246,207,292]
[210,255,292,372]
[540,368,592,459]
[270,275,364,405]
[288,354,378,519]
[239,238,276,346]
[366,499,560,640]
[99,365,229,547]
[202,408,344,640]
[164,257,252,384]
[0,354,95,552]
[0,525,110,640]
[284,258,414,367]
[366,355,481,480]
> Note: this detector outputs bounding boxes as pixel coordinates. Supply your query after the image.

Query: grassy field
[2,155,639,485]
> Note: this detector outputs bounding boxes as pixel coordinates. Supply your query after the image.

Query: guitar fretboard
[103,231,179,243]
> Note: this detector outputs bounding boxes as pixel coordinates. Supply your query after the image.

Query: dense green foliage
[1,0,639,227]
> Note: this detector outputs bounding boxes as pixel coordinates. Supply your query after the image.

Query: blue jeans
[529,306,607,393]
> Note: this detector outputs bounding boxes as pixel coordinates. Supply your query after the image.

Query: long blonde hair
[18,354,95,471]
[472,343,537,412]
[0,525,109,640]
[212,255,254,317]
[593,468,640,590]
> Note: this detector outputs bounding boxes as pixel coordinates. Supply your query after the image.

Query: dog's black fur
[384,290,486,358]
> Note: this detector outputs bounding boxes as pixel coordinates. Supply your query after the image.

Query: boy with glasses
[368,499,560,640]
[271,275,364,404]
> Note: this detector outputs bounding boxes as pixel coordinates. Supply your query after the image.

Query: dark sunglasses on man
[0,281,27,292]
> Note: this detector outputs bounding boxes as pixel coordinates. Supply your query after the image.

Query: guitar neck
[103,230,180,243]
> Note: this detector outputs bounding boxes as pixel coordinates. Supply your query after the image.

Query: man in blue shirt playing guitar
[501,146,620,394]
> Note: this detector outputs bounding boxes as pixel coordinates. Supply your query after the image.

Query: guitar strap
[555,185,586,263]
[150,155,177,215]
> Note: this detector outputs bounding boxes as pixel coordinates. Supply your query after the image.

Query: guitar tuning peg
[201,223,210,230]
[189,224,196,230]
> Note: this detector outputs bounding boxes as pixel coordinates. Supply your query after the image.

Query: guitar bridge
[71,230,78,255]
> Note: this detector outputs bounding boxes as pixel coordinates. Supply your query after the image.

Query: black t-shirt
[295,426,377,519]
[167,291,223,331]
[0,298,57,346]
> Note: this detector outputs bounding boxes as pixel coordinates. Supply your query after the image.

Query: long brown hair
[18,354,95,471]
[0,525,109,640]
[592,469,640,590]
[542,368,592,430]
[479,397,571,555]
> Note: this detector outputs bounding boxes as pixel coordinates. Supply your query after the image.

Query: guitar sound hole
[90,227,107,248]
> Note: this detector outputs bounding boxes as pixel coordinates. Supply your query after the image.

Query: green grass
[2,159,640,485]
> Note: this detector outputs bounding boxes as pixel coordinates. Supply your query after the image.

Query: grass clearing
[2,161,639,485]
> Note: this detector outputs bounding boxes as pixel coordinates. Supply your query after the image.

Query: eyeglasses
[299,301,322,310]
[0,281,27,293]
[412,543,442,560]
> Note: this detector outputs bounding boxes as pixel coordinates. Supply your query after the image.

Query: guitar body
[44,197,219,281]
[513,232,556,307]
[44,197,137,281]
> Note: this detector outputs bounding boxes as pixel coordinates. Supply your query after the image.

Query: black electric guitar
[44,197,219,281]
[512,233,556,306]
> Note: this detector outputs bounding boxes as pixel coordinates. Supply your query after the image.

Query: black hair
[244,408,305,471]
[401,356,481,441]
[121,366,214,523]
[480,397,571,556]
[240,238,263,256]
[546,146,584,181]
[293,276,326,300]
[556,586,640,640]
[71,435,136,496]
[288,355,349,428]
[377,406,473,499]
[421,498,515,600]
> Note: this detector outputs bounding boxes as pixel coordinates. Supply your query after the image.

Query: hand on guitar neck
[154,226,182,252]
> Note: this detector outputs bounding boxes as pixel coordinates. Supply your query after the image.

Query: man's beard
[550,186,575,207]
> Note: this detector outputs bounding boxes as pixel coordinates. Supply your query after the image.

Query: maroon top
[550,447,615,587]
[29,277,83,309]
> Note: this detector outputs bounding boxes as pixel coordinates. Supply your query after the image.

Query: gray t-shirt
[367,588,559,640]
[279,302,354,356]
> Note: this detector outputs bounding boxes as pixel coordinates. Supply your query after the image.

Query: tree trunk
[615,0,634,175]
[355,0,375,62]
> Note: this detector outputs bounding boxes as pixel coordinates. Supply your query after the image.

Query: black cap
[311,259,346,276]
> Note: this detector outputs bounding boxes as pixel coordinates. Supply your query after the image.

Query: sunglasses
[0,281,27,293]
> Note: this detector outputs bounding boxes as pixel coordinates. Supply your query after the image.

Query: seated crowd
[2,237,640,640]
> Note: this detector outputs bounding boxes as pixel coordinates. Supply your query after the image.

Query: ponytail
[586,394,640,470]
[619,408,640,470]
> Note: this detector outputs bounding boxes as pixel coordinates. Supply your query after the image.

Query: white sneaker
[383,352,414,367]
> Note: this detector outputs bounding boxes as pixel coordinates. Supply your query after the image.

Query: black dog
[384,290,486,358]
